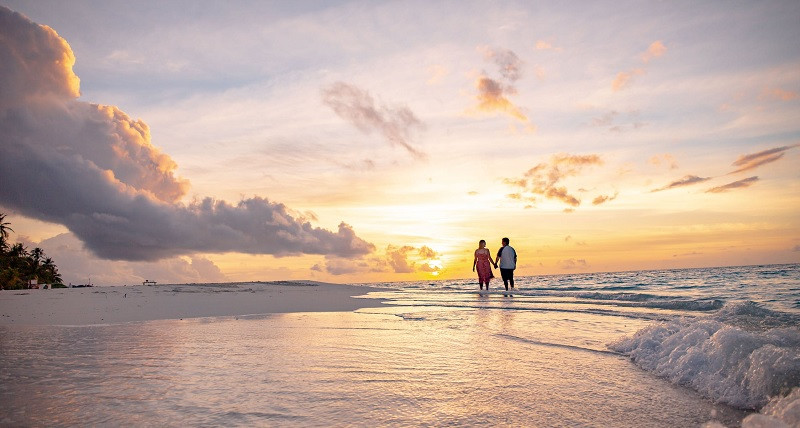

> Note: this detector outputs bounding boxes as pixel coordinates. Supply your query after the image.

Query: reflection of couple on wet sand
[472,237,517,291]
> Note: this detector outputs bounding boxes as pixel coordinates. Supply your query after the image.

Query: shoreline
[0,281,388,326]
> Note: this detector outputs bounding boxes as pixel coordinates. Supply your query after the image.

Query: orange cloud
[612,69,644,92]
[505,154,604,208]
[730,145,795,174]
[706,176,759,193]
[648,154,679,170]
[314,244,441,275]
[641,41,667,63]
[472,47,531,126]
[592,192,619,205]
[475,75,528,121]
[651,175,711,192]
[535,40,562,51]
[612,41,666,92]
[760,87,798,101]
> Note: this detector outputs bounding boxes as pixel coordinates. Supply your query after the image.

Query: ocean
[1,264,798,427]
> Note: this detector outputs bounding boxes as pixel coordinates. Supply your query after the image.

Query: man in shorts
[495,237,517,291]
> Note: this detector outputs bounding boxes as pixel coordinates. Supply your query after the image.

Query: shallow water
[2,264,798,426]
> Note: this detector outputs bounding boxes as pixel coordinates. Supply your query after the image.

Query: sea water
[1,264,798,427]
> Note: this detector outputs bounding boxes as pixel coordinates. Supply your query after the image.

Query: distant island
[0,213,64,290]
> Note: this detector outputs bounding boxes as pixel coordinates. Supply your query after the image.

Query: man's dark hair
[502,237,509,245]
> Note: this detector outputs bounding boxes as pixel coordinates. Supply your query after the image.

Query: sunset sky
[1,1,798,286]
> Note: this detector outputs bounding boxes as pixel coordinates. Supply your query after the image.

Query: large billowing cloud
[0,6,374,262]
[504,154,604,208]
[321,81,426,160]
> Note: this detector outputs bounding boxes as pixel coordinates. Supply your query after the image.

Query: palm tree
[0,213,13,252]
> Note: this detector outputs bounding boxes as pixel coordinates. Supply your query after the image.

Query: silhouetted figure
[495,237,517,291]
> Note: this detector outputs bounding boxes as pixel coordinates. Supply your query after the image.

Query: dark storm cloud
[0,6,374,261]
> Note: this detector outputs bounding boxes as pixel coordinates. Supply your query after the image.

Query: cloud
[592,110,619,127]
[535,40,562,51]
[558,258,588,270]
[592,110,645,132]
[427,64,449,84]
[504,154,604,208]
[651,175,711,192]
[706,176,759,193]
[316,245,441,276]
[474,75,528,122]
[612,41,666,92]
[592,192,619,205]
[0,7,374,262]
[648,154,679,170]
[481,46,523,82]
[641,41,667,63]
[321,81,426,159]
[472,46,532,126]
[729,145,795,174]
[612,69,644,92]
[0,7,80,111]
[760,87,798,101]
[417,245,437,259]
[28,232,228,285]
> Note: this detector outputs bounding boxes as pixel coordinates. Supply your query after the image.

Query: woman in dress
[472,239,498,290]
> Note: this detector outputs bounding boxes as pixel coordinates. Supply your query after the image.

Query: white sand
[0,281,387,326]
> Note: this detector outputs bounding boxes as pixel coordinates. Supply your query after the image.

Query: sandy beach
[0,281,387,326]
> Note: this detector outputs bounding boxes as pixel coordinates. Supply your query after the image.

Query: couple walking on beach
[472,237,517,291]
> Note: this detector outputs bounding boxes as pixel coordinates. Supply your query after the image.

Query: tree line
[0,213,64,290]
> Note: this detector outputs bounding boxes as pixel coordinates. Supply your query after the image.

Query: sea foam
[704,387,800,428]
[609,302,800,410]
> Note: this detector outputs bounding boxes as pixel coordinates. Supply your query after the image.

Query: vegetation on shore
[0,213,64,290]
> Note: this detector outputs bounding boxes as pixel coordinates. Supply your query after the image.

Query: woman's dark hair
[479,239,486,245]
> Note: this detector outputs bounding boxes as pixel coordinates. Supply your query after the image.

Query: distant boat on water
[143,280,157,286]
[69,277,93,288]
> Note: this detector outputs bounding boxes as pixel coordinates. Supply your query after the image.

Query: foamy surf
[609,302,800,410]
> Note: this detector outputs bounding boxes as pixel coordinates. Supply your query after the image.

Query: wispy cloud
[0,7,374,262]
[321,81,426,160]
[760,87,798,101]
[641,41,667,63]
[729,145,795,174]
[648,154,679,170]
[651,175,711,192]
[591,110,645,132]
[612,40,667,92]
[558,258,588,270]
[535,40,562,51]
[706,176,759,193]
[612,69,644,92]
[472,46,532,127]
[592,192,619,205]
[313,245,441,275]
[504,154,604,208]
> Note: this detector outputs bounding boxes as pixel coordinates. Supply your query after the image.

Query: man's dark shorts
[500,268,514,282]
